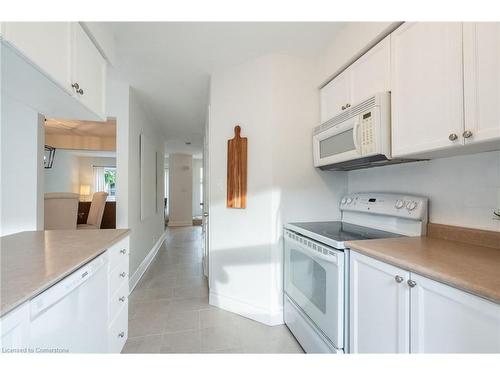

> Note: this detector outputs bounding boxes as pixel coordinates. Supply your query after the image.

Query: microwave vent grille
[314,94,377,135]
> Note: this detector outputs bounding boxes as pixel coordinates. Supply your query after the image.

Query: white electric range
[283,192,428,353]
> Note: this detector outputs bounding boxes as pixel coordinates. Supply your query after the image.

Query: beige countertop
[346,236,500,304]
[0,229,130,317]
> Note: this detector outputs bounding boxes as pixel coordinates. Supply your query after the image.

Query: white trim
[129,230,167,293]
[168,220,193,227]
[209,291,284,326]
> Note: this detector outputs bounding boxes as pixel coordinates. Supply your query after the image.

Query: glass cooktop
[285,221,402,249]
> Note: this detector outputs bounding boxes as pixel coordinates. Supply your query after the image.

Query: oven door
[284,230,344,349]
[313,116,361,167]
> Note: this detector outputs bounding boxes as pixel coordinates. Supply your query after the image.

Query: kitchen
[1,3,500,373]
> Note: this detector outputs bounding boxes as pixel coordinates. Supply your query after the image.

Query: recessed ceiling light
[185,142,191,145]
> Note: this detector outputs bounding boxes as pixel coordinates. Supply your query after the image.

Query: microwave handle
[353,119,361,154]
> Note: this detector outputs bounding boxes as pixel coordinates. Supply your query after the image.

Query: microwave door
[313,117,360,167]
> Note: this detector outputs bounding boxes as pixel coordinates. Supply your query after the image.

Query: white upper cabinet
[349,35,391,105]
[2,22,72,92]
[320,36,390,124]
[391,23,464,158]
[411,273,500,353]
[320,70,350,122]
[1,22,106,120]
[463,22,500,146]
[72,24,107,119]
[349,251,410,353]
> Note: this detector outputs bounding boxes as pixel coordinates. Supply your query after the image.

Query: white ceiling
[106,22,345,149]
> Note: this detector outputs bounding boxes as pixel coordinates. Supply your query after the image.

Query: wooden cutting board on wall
[227,125,247,209]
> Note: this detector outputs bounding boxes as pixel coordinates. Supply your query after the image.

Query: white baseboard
[209,291,284,326]
[129,230,167,293]
[168,220,193,227]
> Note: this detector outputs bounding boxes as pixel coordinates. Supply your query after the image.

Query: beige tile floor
[122,226,304,353]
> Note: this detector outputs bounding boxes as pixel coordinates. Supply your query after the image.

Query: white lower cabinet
[350,251,410,353]
[410,273,500,353]
[349,250,500,353]
[106,236,130,353]
[108,302,128,354]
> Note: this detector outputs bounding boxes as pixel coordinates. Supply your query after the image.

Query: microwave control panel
[360,111,375,154]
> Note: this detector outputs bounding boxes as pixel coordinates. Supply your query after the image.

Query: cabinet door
[349,251,410,353]
[72,23,107,119]
[349,35,391,105]
[391,22,464,157]
[2,22,72,91]
[320,70,350,123]
[463,22,500,145]
[410,274,500,353]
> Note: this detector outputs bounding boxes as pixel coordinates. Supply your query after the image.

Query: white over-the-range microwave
[313,92,417,171]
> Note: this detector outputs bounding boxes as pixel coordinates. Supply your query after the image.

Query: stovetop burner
[286,221,402,249]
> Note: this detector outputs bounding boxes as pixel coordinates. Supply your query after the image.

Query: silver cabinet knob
[77,88,84,95]
[395,275,404,283]
[119,296,126,302]
[120,249,127,254]
[341,105,346,110]
[407,280,417,288]
[345,103,351,108]
[72,82,80,90]
[119,272,126,278]
[448,133,458,141]
[203,212,209,217]
[118,331,125,338]
[463,130,473,138]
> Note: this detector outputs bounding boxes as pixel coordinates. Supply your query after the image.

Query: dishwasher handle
[30,255,107,318]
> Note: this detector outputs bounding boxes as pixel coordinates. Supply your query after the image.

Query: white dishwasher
[28,254,108,353]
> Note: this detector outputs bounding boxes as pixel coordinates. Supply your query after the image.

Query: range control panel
[340,192,428,221]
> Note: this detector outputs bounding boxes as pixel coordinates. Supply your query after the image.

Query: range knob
[346,197,353,204]
[407,201,418,211]
[341,197,347,205]
[395,200,404,209]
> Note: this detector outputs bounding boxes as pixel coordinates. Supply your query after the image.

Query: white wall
[209,54,347,325]
[44,151,116,197]
[192,158,203,218]
[1,95,44,236]
[127,88,165,276]
[321,22,500,232]
[348,151,500,231]
[44,150,80,194]
[106,70,130,230]
[169,153,193,226]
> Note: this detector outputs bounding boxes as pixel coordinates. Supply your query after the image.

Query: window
[104,167,116,201]
[93,166,116,201]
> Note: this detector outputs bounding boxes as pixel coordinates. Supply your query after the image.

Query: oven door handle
[286,235,340,265]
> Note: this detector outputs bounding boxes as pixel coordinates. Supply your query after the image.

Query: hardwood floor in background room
[123,226,303,353]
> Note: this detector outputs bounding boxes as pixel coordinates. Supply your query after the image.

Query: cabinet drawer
[109,281,129,325]
[107,237,129,270]
[108,302,128,353]
[109,256,129,298]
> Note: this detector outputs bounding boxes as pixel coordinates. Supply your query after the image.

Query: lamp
[80,185,91,201]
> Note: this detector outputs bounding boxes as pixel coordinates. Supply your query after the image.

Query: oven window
[319,129,355,158]
[290,249,327,313]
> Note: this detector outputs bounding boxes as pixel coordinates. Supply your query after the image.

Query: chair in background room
[44,192,80,230]
[77,192,108,229]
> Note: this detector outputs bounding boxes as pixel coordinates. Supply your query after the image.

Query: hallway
[123,226,303,353]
